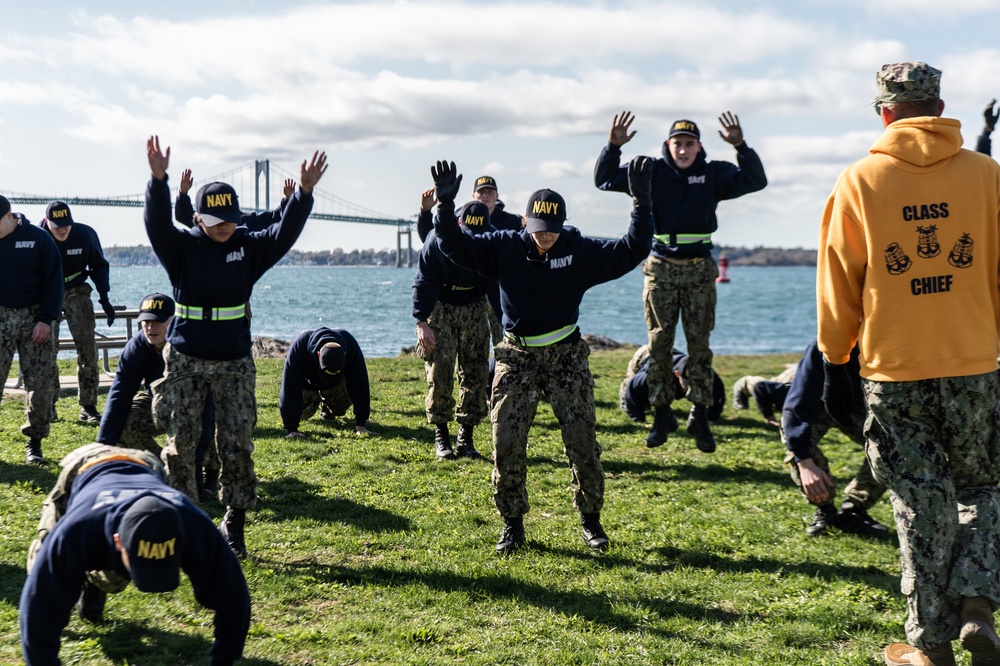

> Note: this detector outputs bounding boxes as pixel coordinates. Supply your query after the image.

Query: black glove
[431,160,462,204]
[628,156,652,208]
[99,297,116,327]
[822,359,856,430]
[985,99,998,133]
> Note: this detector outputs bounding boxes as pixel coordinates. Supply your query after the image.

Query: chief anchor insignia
[883,242,912,275]
[948,233,974,269]
[915,225,941,259]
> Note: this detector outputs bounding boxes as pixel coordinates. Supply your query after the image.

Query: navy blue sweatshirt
[175,192,287,232]
[20,459,250,666]
[279,328,371,431]
[144,176,313,360]
[96,333,215,447]
[413,228,495,322]
[433,199,652,339]
[781,339,863,462]
[594,141,766,259]
[0,214,64,323]
[39,222,110,296]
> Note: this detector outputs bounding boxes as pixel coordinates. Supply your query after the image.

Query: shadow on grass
[0,458,58,488]
[0,562,27,607]
[267,558,739,634]
[646,544,899,592]
[68,620,282,666]
[257,476,411,532]
[600,459,790,486]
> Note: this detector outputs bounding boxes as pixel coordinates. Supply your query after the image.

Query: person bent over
[780,339,888,538]
[21,443,249,666]
[280,327,373,438]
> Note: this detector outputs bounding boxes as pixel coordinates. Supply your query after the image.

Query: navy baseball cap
[458,201,490,235]
[668,120,700,140]
[524,189,566,234]
[196,182,241,226]
[0,195,10,219]
[118,495,184,593]
[137,293,175,322]
[474,176,497,192]
[46,201,75,227]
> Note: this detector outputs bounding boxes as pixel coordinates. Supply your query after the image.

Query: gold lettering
[137,538,176,559]
[466,216,485,226]
[532,201,559,215]
[52,209,69,218]
[138,540,152,558]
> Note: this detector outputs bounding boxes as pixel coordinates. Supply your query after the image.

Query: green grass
[0,351,916,665]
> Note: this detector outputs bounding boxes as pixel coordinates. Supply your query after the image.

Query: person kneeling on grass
[280,327,374,438]
[430,158,653,555]
[21,443,249,666]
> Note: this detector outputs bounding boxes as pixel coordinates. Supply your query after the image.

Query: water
[98,264,818,358]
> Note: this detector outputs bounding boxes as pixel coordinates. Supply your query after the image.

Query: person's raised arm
[608,110,637,147]
[147,135,169,181]
[595,111,634,193]
[299,151,328,195]
[717,111,745,148]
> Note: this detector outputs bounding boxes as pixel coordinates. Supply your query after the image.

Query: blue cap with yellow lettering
[45,201,75,228]
[473,175,498,192]
[668,119,700,140]
[196,182,241,227]
[524,189,566,234]
[458,201,490,235]
[118,495,184,593]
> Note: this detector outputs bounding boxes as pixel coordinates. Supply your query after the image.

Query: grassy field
[0,350,912,665]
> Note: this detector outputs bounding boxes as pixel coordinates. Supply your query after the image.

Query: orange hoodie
[817,116,1000,381]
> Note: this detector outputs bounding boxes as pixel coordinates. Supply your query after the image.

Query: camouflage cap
[872,61,941,107]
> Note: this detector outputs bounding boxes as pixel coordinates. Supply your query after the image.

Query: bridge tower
[254,160,270,210]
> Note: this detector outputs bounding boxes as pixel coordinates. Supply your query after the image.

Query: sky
[1,0,998,253]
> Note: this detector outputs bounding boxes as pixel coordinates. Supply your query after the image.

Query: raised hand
[431,160,462,203]
[179,169,194,195]
[609,110,636,147]
[420,188,437,212]
[985,99,998,132]
[300,151,328,194]
[283,178,296,199]
[628,155,653,207]
[717,111,744,147]
[147,136,170,180]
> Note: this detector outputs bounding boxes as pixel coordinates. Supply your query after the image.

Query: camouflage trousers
[0,304,57,439]
[119,392,220,475]
[26,443,165,593]
[153,345,257,509]
[642,255,717,408]
[781,409,886,511]
[491,337,604,517]
[301,378,352,421]
[52,283,99,408]
[419,298,491,426]
[864,372,1000,649]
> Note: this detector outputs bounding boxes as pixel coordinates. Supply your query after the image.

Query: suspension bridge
[0,160,418,267]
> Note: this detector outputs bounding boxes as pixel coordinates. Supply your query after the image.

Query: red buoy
[716,256,731,283]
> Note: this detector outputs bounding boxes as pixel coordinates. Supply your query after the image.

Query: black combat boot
[201,467,220,501]
[434,424,455,460]
[220,507,248,559]
[79,405,101,423]
[836,506,890,538]
[455,424,482,459]
[581,513,610,551]
[496,516,525,555]
[77,582,107,623]
[686,405,716,453]
[25,437,45,465]
[646,405,679,448]
[806,504,838,537]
